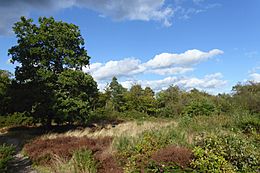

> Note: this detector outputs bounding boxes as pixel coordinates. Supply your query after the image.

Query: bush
[182,100,216,117]
[88,108,120,124]
[0,112,33,128]
[191,146,235,172]
[192,133,260,172]
[0,144,15,172]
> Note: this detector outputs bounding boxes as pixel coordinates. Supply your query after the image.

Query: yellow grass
[41,120,176,140]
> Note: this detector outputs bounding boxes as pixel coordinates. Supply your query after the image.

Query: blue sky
[0,0,260,94]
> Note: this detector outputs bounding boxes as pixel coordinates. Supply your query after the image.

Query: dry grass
[41,120,176,140]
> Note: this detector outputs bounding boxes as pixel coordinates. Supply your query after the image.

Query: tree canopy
[7,16,95,126]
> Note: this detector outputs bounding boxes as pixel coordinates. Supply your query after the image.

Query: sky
[0,0,260,94]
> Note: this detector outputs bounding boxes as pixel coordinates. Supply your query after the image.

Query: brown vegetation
[151,145,193,168]
[24,136,123,172]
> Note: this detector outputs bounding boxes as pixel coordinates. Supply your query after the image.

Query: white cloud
[148,67,194,75]
[118,72,227,93]
[121,76,178,91]
[175,73,226,90]
[249,73,260,82]
[83,58,145,80]
[145,49,223,68]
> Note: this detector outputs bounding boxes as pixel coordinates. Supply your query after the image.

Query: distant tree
[142,87,157,114]
[126,84,143,111]
[8,16,91,126]
[232,81,260,114]
[124,85,156,114]
[108,77,127,111]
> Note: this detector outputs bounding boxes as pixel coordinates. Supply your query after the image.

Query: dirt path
[0,129,39,173]
[9,153,37,173]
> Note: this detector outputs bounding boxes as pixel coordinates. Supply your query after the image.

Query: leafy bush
[182,100,216,117]
[191,146,235,172]
[0,144,15,172]
[0,112,33,128]
[88,108,120,124]
[192,133,260,172]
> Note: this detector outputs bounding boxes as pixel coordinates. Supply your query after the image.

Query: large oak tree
[8,16,96,126]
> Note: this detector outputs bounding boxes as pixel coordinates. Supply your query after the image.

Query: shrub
[88,108,120,124]
[0,144,15,172]
[0,112,33,128]
[182,100,216,117]
[191,146,235,172]
[192,133,260,172]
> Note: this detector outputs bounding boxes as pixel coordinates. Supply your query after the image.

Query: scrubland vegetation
[0,17,260,172]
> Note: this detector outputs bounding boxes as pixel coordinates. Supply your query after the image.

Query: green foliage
[0,112,33,128]
[9,16,89,82]
[125,85,157,115]
[156,86,185,117]
[88,108,122,125]
[192,146,235,173]
[107,77,127,112]
[0,144,15,172]
[192,133,260,172]
[232,82,260,114]
[70,149,97,173]
[54,69,98,124]
[214,94,234,114]
[182,100,216,117]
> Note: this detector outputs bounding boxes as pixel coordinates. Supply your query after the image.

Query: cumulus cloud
[145,49,223,68]
[175,73,226,90]
[119,72,226,92]
[83,58,145,80]
[0,0,174,35]
[76,0,174,26]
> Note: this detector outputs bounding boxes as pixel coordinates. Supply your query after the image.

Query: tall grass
[36,149,97,173]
